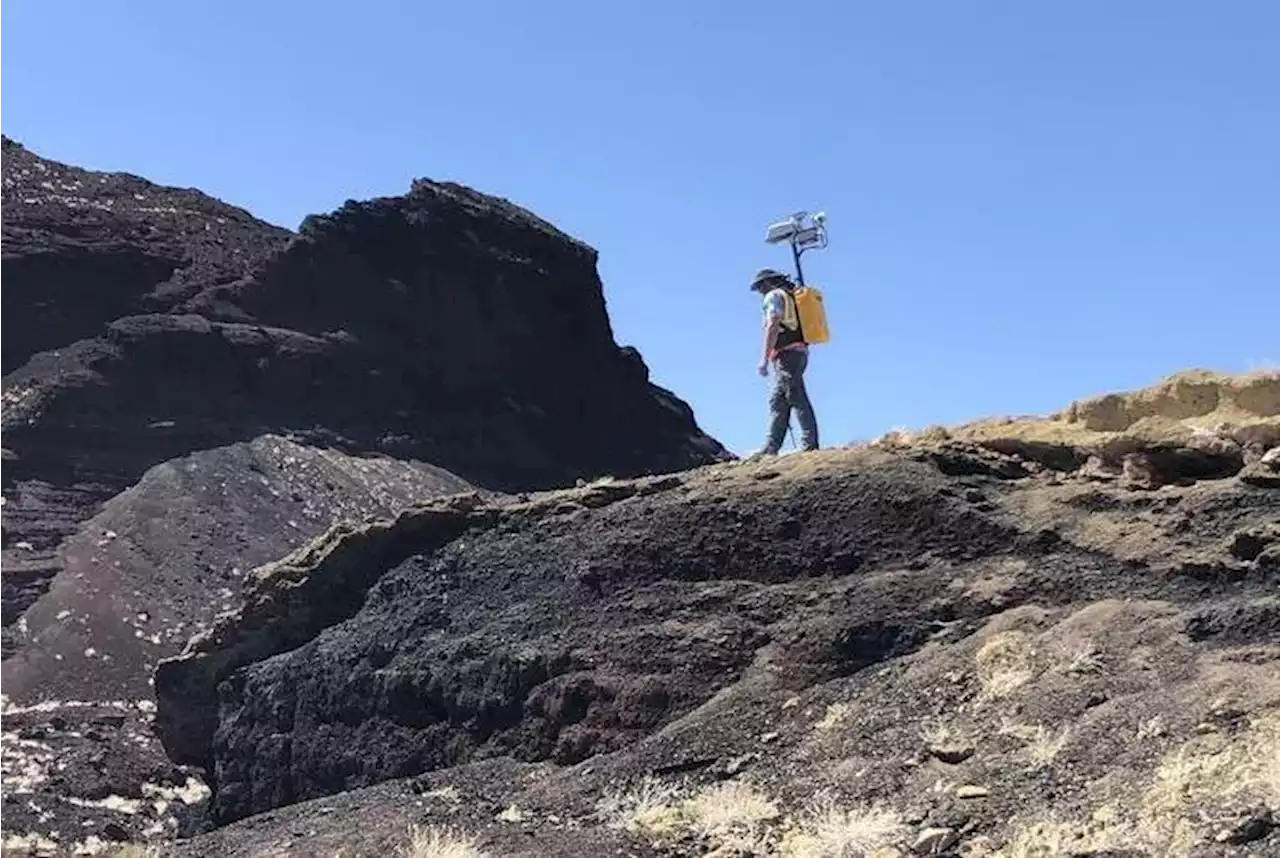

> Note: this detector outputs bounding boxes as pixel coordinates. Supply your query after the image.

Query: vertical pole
[791,241,805,286]
[787,240,803,450]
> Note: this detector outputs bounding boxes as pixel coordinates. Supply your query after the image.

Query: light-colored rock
[960,836,998,857]
[1240,459,1280,488]
[1079,454,1120,482]
[1122,453,1160,489]
[1184,431,1242,459]
[1262,445,1280,470]
[909,369,1279,484]
[913,826,959,855]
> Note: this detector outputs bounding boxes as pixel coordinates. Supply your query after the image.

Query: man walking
[749,268,819,456]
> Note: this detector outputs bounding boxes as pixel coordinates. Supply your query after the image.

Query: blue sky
[5,1,1278,455]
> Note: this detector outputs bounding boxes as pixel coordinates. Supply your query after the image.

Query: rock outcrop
[157,453,1022,822]
[889,368,1280,489]
[152,376,1280,857]
[6,139,1278,858]
[2,138,728,628]
[0,139,727,855]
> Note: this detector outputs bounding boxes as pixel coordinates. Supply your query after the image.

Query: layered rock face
[929,368,1280,489]
[2,138,728,627]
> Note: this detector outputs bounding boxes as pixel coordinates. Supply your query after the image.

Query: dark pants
[764,347,818,453]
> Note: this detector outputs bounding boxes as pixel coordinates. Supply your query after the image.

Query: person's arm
[758,293,782,374]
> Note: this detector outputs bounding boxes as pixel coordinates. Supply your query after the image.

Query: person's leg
[785,349,819,451]
[762,357,793,454]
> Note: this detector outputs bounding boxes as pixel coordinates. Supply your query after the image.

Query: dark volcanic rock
[144,446,1280,858]
[2,435,481,706]
[161,759,665,858]
[163,451,1014,821]
[0,438,480,852]
[0,141,726,853]
[0,156,727,504]
[0,700,204,852]
[1,135,292,373]
[2,140,728,628]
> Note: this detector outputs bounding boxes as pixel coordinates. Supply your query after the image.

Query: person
[749,267,819,456]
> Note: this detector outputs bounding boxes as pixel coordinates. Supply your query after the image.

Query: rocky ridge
[146,370,1280,858]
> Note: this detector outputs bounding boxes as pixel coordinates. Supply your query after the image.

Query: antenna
[763,210,828,285]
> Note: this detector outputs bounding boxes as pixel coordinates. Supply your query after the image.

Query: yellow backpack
[783,285,830,345]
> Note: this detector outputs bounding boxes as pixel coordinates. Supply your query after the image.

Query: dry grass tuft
[991,815,1148,858]
[815,702,852,731]
[598,775,687,837]
[998,810,1199,858]
[994,708,1280,858]
[406,824,489,858]
[106,846,162,858]
[687,779,780,838]
[919,717,967,749]
[975,631,1039,699]
[601,777,906,856]
[998,720,1071,769]
[1143,708,1280,817]
[1054,639,1105,676]
[779,792,906,857]
[600,777,781,854]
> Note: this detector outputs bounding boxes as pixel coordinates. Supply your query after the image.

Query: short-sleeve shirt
[762,290,787,321]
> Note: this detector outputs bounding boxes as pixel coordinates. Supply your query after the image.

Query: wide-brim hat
[750,268,786,290]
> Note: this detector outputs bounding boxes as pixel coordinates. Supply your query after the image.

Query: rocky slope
[3,436,484,701]
[146,370,1280,858]
[0,139,726,856]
